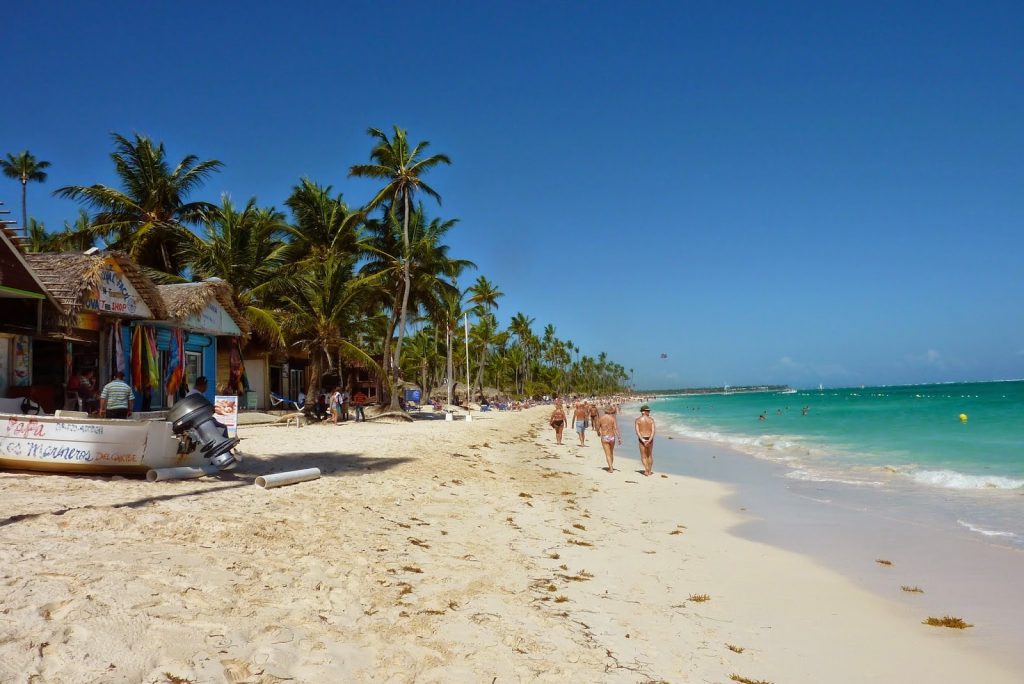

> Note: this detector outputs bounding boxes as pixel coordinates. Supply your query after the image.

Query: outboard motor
[167,395,240,470]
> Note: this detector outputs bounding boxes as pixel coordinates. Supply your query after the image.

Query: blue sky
[4,1,1022,389]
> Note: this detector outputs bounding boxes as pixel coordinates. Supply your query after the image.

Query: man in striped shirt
[99,371,135,419]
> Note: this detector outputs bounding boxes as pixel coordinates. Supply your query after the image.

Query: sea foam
[957,520,1018,538]
[911,469,1024,490]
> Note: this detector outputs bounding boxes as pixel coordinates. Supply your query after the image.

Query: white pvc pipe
[147,465,219,482]
[255,468,321,489]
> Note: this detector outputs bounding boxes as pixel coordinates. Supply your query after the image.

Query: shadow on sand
[0,452,413,528]
[232,451,414,479]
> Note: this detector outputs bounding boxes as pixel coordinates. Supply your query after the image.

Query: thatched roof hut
[23,251,167,323]
[157,280,250,336]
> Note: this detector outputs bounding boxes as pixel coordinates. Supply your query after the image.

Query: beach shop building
[14,249,249,414]
[16,250,168,414]
[153,280,250,407]
[0,229,65,407]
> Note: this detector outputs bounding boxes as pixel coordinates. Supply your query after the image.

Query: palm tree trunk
[391,191,412,411]
[20,178,27,231]
[475,348,486,399]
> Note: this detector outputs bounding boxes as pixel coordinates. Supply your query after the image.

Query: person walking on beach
[597,405,621,472]
[635,404,656,476]
[589,403,600,435]
[550,402,567,445]
[353,390,367,422]
[330,386,342,425]
[340,388,350,421]
[573,402,589,446]
[98,370,134,419]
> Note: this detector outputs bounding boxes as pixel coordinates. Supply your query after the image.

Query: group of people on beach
[549,398,656,476]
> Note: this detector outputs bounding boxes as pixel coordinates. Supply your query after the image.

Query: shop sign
[182,301,241,335]
[84,260,152,318]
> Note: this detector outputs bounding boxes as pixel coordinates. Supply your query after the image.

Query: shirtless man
[589,403,600,434]
[573,402,589,446]
[597,406,622,472]
[635,404,656,476]
[550,401,567,445]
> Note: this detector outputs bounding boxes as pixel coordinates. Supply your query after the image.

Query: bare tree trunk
[391,191,412,411]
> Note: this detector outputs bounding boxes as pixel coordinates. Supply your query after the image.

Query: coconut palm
[1,151,50,231]
[466,276,504,316]
[279,252,383,408]
[469,312,506,398]
[22,218,58,252]
[360,207,471,402]
[180,195,291,341]
[435,287,468,406]
[50,209,98,252]
[283,178,363,262]
[350,126,451,410]
[54,132,221,275]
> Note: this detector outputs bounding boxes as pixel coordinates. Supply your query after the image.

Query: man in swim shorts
[550,401,567,445]
[589,403,600,434]
[573,402,589,446]
[635,404,656,476]
[597,405,621,472]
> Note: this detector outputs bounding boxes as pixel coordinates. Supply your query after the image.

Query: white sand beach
[0,407,1017,683]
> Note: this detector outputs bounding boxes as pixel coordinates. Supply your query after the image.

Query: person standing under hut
[330,386,342,425]
[99,371,135,419]
[352,390,367,422]
[597,405,622,473]
[635,404,656,476]
[549,401,567,445]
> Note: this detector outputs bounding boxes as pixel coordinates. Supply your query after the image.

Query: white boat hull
[0,413,211,475]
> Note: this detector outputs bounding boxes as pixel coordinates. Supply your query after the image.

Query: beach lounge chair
[270,392,303,411]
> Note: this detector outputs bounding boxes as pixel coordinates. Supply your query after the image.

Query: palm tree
[1,151,50,231]
[279,252,383,408]
[436,287,467,406]
[360,207,470,404]
[469,312,500,398]
[350,126,451,410]
[180,195,291,341]
[283,178,363,262]
[23,218,57,252]
[54,132,221,275]
[50,209,98,252]
[466,276,504,315]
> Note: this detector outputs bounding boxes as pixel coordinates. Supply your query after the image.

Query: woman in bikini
[597,406,621,472]
[635,405,656,476]
[549,402,567,445]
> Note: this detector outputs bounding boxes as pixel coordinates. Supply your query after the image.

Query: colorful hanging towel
[144,327,159,391]
[130,326,143,389]
[229,338,249,392]
[114,320,125,375]
[166,329,185,395]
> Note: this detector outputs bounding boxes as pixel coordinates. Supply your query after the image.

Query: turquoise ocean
[649,380,1024,543]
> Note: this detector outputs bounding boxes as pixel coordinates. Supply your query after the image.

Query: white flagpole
[464,313,471,413]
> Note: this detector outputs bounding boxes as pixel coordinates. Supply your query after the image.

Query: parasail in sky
[660,353,668,359]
